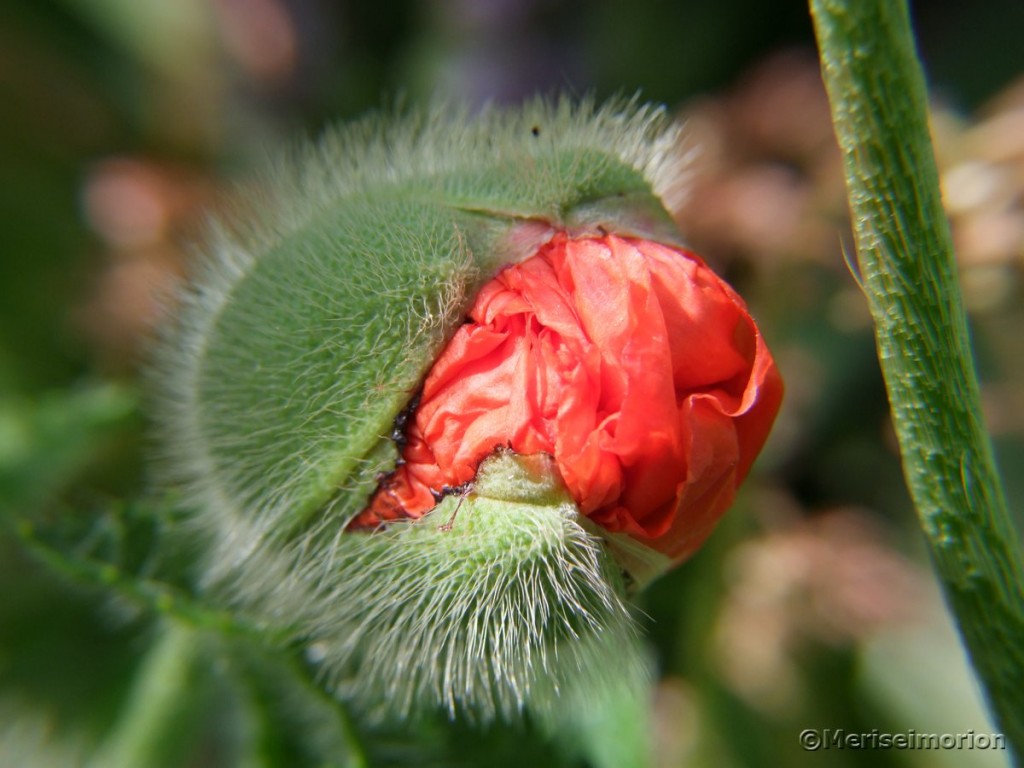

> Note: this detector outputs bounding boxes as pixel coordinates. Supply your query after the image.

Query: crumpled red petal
[350,232,783,562]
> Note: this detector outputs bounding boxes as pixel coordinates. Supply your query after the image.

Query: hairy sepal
[217,452,644,723]
[152,99,691,555]
[149,98,688,720]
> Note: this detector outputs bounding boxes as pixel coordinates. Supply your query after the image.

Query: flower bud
[352,232,782,574]
[151,98,782,720]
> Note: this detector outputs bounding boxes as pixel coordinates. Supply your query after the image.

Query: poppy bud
[152,98,782,722]
[352,232,782,575]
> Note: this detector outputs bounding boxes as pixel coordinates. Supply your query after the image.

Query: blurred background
[1,0,1023,766]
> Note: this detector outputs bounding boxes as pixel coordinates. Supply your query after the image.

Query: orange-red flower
[351,233,783,562]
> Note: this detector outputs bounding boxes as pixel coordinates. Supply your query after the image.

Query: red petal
[352,232,783,563]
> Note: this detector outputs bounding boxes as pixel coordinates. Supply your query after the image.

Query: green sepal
[189,197,508,535]
[221,452,647,726]
[150,99,687,725]
[154,98,688,549]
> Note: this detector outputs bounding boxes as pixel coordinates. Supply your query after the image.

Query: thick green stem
[810,0,1024,761]
[88,621,211,768]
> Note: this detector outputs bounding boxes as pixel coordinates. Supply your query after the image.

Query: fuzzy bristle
[146,98,684,720]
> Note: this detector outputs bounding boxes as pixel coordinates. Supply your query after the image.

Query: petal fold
[353,232,783,563]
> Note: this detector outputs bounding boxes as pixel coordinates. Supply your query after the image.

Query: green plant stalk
[810,0,1024,759]
[84,619,370,768]
[87,621,211,768]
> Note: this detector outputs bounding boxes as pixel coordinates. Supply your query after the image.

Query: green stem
[810,0,1024,761]
[88,621,211,768]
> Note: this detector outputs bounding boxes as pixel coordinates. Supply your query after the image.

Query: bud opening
[351,232,782,563]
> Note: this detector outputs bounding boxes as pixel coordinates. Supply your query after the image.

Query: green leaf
[0,383,138,514]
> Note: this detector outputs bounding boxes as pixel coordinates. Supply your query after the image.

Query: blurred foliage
[1,0,1022,766]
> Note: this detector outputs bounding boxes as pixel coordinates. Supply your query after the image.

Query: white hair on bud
[236,96,690,255]
[150,95,691,540]
[212,473,644,723]
[147,98,680,720]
